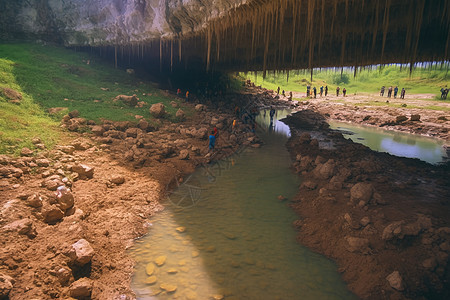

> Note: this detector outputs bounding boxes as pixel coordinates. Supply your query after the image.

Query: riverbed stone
[386,271,404,291]
[145,276,157,285]
[155,256,167,266]
[69,277,93,298]
[146,263,155,276]
[68,239,94,265]
[160,283,177,293]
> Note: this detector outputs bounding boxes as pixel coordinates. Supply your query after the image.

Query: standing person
[277,86,280,95]
[320,86,324,97]
[336,86,340,96]
[343,88,347,97]
[387,86,392,98]
[325,85,328,96]
[288,91,293,101]
[313,87,317,98]
[394,86,399,98]
[232,119,237,133]
[185,91,190,101]
[177,88,181,96]
[209,130,216,151]
[380,86,385,96]
[400,88,406,99]
[282,90,285,97]
[306,85,311,97]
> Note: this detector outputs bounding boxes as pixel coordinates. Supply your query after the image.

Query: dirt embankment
[284,109,450,300]
[0,94,265,299]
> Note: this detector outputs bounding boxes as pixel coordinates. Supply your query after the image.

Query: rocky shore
[0,94,264,299]
[284,109,450,299]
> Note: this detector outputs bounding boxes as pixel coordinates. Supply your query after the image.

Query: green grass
[0,43,187,155]
[242,65,450,97]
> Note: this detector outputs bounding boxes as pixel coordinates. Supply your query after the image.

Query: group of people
[440,87,449,99]
[306,85,330,98]
[380,86,406,99]
[176,88,190,101]
[276,87,293,101]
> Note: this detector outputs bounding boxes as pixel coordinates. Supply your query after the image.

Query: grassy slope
[0,43,186,155]
[243,65,450,96]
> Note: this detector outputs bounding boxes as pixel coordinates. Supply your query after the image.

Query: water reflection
[329,121,447,164]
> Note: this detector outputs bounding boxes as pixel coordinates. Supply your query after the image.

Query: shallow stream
[129,109,355,299]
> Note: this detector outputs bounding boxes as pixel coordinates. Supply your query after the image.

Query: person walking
[380,86,385,96]
[185,91,190,101]
[343,88,347,97]
[387,86,392,98]
[400,88,406,99]
[320,86,323,97]
[313,87,317,98]
[325,85,328,96]
[336,86,340,97]
[394,86,399,98]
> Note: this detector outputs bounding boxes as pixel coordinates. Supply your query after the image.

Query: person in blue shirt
[209,130,216,151]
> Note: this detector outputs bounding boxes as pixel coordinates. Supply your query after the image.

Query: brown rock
[0,273,14,298]
[345,236,370,253]
[42,204,64,224]
[2,219,34,236]
[395,115,408,123]
[20,147,34,157]
[56,186,75,211]
[410,114,421,121]
[195,104,205,112]
[26,193,44,208]
[69,277,93,298]
[68,239,94,265]
[91,125,105,136]
[301,181,318,190]
[179,150,189,160]
[1,87,22,100]
[36,159,50,167]
[68,110,80,118]
[350,182,373,205]
[71,164,94,179]
[382,221,404,240]
[109,175,125,185]
[176,108,185,120]
[125,128,141,138]
[386,271,404,291]
[150,103,166,118]
[138,119,149,131]
[56,267,72,285]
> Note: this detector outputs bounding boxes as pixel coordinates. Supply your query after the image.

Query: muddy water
[329,121,448,164]
[129,109,355,299]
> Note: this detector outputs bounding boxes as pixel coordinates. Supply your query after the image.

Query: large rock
[71,164,94,179]
[176,108,185,120]
[382,221,404,240]
[1,87,22,100]
[69,277,93,298]
[26,193,44,208]
[91,125,105,136]
[2,219,35,236]
[350,182,373,205]
[195,104,205,112]
[20,147,34,157]
[386,271,404,291]
[150,103,166,118]
[0,273,14,298]
[313,159,336,179]
[68,239,94,265]
[114,94,138,106]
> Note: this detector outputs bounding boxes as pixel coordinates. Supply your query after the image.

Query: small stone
[69,277,93,298]
[410,114,421,121]
[206,246,216,252]
[277,195,287,201]
[68,239,94,265]
[26,193,43,208]
[176,227,186,233]
[56,268,72,285]
[36,159,50,167]
[167,268,178,274]
[42,204,64,224]
[109,175,125,185]
[179,150,189,160]
[160,283,177,293]
[56,186,74,211]
[350,182,373,204]
[176,109,185,120]
[360,216,371,227]
[68,110,80,118]
[155,256,167,266]
[386,271,404,291]
[145,276,157,285]
[71,164,94,179]
[145,263,155,276]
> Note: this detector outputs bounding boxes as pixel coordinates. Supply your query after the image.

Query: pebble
[144,276,157,285]
[145,263,155,276]
[160,283,177,293]
[155,256,167,266]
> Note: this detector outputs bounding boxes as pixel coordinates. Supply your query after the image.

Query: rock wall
[1,0,246,45]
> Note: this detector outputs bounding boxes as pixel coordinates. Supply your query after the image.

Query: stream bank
[284,109,450,299]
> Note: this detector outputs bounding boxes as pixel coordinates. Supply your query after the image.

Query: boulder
[114,94,138,106]
[313,159,336,179]
[176,108,185,120]
[69,277,93,298]
[350,182,373,205]
[71,164,94,179]
[0,273,14,298]
[345,236,370,253]
[68,239,94,265]
[2,219,35,236]
[410,114,421,121]
[386,271,404,291]
[150,103,166,118]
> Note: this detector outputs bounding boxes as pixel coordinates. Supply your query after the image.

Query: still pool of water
[329,120,448,164]
[129,109,355,299]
